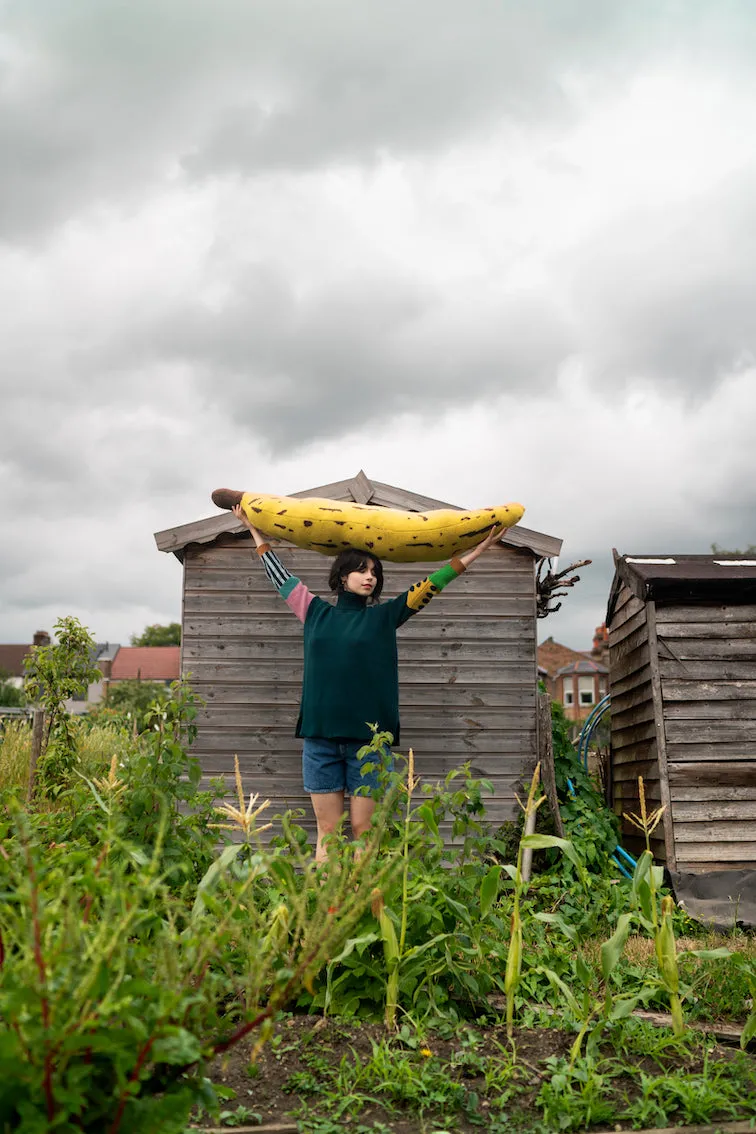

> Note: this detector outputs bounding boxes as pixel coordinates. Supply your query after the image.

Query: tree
[711,542,756,557]
[23,617,102,791]
[0,668,25,708]
[94,679,170,732]
[130,622,181,647]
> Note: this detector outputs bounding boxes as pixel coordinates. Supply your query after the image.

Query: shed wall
[655,602,756,871]
[608,584,667,861]
[181,537,539,836]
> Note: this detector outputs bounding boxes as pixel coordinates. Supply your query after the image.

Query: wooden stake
[27,708,45,803]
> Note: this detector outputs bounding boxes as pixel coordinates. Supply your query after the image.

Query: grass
[0,717,137,795]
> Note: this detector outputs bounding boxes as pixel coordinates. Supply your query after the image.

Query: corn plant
[625,778,731,1035]
[503,763,585,1038]
[0,764,400,1133]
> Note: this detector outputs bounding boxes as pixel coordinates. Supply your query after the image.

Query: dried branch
[536,558,592,619]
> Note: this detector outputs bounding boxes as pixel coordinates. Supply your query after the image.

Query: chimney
[33,630,51,647]
[591,623,609,662]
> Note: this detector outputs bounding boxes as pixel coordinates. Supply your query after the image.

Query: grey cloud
[127,264,573,449]
[557,170,756,397]
[3,0,749,240]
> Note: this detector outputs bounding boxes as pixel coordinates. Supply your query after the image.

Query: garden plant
[1,617,755,1133]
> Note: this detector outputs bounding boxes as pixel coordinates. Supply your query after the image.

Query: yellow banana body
[239,492,525,562]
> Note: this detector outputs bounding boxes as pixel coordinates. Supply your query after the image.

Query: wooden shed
[606,553,756,873]
[154,472,562,833]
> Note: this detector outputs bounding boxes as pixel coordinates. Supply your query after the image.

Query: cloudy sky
[2,0,755,654]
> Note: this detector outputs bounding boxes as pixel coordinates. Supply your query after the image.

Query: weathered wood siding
[181,536,539,836]
[608,585,671,863]
[655,603,756,872]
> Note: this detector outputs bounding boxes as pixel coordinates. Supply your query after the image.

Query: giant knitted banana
[212,488,524,562]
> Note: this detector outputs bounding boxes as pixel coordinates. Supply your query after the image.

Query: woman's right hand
[232,504,266,547]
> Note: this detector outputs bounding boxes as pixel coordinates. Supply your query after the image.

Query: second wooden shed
[607,553,756,873]
[155,472,562,833]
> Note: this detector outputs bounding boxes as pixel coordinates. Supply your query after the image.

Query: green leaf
[151,1027,203,1065]
[191,844,240,921]
[741,1008,756,1050]
[445,896,473,928]
[520,833,585,878]
[480,865,502,917]
[575,953,593,989]
[600,913,632,982]
[533,912,578,943]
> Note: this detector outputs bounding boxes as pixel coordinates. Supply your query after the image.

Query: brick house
[538,623,609,723]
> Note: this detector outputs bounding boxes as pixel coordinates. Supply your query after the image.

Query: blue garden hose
[572,695,638,878]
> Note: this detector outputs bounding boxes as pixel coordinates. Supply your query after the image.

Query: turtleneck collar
[336,590,369,610]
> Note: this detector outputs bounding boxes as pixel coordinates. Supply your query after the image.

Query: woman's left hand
[458,524,509,568]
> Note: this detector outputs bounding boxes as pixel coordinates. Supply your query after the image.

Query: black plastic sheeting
[671,870,756,932]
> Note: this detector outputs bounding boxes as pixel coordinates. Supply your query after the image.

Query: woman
[233,503,506,859]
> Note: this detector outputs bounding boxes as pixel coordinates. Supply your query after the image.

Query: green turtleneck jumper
[256,546,466,743]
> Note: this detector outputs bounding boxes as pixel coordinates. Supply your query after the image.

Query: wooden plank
[674,820,756,842]
[350,470,374,505]
[185,561,536,586]
[676,842,756,862]
[195,706,537,730]
[610,623,650,663]
[672,785,756,802]
[660,658,756,680]
[669,762,756,788]
[656,621,756,640]
[610,681,654,715]
[182,617,534,649]
[656,637,756,660]
[155,512,236,553]
[184,588,536,615]
[610,700,656,729]
[610,663,653,699]
[611,718,657,746]
[185,661,537,683]
[644,602,675,868]
[671,800,756,821]
[661,680,756,702]
[183,638,535,663]
[656,603,756,624]
[198,682,537,708]
[665,720,756,745]
[664,701,756,720]
[670,860,756,874]
[667,742,756,761]
[185,542,535,571]
[610,587,646,624]
[538,691,564,837]
[608,606,648,646]
[611,643,651,684]
[194,730,537,756]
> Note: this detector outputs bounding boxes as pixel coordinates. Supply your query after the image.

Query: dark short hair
[328,549,384,601]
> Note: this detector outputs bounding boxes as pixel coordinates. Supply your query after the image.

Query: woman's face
[342,559,378,597]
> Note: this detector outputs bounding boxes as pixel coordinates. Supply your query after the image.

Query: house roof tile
[0,645,32,678]
[110,647,180,682]
[537,638,589,677]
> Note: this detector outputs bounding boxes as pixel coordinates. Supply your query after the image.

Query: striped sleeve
[257,544,315,624]
[392,557,466,627]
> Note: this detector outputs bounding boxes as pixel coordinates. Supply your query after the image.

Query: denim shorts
[302,737,393,795]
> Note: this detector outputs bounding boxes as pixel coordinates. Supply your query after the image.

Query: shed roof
[154,471,562,561]
[607,551,756,623]
[110,647,180,682]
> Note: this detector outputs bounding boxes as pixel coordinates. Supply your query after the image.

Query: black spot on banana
[212,488,525,563]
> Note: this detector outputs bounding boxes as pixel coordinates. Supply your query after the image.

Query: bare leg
[350,794,377,849]
[310,791,346,863]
